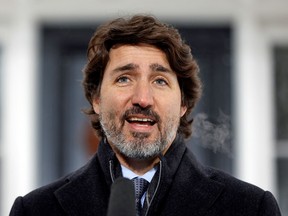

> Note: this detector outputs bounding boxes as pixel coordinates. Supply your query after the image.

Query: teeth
[129,117,154,122]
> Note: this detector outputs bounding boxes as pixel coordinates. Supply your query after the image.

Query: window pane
[274,47,288,140]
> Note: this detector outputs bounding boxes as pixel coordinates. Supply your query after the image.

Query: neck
[117,155,159,176]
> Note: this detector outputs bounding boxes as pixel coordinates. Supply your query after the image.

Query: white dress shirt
[121,165,156,206]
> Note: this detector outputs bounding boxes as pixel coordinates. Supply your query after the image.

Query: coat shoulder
[23,158,92,203]
[10,155,101,215]
[203,166,281,215]
[204,166,264,195]
[180,149,281,215]
[10,176,69,215]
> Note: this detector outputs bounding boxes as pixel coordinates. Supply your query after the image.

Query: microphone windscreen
[107,177,136,216]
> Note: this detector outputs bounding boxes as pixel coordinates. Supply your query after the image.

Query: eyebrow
[150,63,172,73]
[112,63,139,73]
[112,63,172,74]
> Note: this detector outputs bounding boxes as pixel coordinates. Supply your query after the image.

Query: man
[10,15,281,216]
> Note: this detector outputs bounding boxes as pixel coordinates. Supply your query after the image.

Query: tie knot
[132,177,149,200]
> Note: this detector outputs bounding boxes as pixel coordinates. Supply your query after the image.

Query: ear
[180,105,187,117]
[92,97,100,114]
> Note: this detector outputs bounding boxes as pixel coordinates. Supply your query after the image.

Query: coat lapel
[164,163,225,216]
[54,155,110,216]
[53,140,121,216]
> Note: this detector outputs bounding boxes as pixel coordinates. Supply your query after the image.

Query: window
[274,46,288,215]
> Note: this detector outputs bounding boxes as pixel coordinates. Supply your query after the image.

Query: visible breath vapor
[192,111,232,155]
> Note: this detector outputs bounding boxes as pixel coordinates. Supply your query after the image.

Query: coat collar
[53,155,108,215]
[54,135,224,216]
[53,139,121,215]
[145,135,224,215]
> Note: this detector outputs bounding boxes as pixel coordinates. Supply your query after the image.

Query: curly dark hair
[82,14,202,138]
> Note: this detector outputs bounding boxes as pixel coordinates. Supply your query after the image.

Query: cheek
[98,98,125,120]
[161,94,184,116]
[159,103,183,121]
[105,94,132,116]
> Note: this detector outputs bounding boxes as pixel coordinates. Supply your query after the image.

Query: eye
[154,78,168,86]
[116,76,130,83]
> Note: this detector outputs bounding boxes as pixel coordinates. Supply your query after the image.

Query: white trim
[0,16,39,216]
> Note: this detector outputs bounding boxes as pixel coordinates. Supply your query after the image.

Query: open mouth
[126,117,156,126]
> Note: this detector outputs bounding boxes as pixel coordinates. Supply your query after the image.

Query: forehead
[107,44,171,68]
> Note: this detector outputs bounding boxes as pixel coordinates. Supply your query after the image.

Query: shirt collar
[121,165,156,183]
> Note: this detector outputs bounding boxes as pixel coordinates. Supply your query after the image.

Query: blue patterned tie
[132,177,149,216]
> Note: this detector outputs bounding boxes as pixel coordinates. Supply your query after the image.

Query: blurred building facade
[1,0,288,215]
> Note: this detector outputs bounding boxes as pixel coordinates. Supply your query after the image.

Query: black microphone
[107,177,136,216]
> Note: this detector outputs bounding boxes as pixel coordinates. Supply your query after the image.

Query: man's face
[93,44,187,159]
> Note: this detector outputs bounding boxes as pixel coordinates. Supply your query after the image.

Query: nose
[131,82,154,108]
